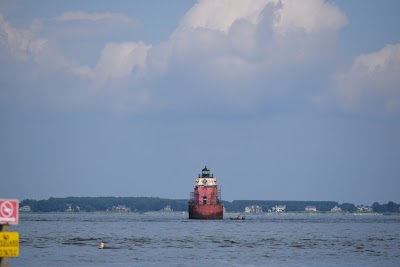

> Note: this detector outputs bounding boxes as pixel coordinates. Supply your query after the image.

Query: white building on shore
[245,205,263,213]
[305,206,317,212]
[272,205,286,213]
[357,205,373,212]
[19,205,31,212]
[111,205,131,212]
[161,205,173,212]
[331,206,342,213]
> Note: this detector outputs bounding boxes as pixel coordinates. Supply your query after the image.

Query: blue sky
[1,0,399,205]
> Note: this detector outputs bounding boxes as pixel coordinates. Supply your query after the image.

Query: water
[11,213,400,266]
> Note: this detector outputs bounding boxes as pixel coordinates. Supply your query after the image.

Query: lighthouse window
[203,195,207,204]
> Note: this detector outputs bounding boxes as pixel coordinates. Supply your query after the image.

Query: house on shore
[111,205,131,212]
[305,206,317,212]
[331,206,342,213]
[357,205,372,212]
[19,205,31,212]
[272,205,286,213]
[245,205,263,213]
[161,205,173,212]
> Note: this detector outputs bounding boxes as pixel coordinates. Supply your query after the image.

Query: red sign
[0,199,19,225]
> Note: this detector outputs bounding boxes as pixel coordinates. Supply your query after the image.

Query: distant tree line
[19,197,399,213]
[20,197,188,213]
[372,201,400,213]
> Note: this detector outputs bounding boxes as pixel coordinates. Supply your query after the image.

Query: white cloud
[80,41,151,87]
[180,0,270,33]
[0,13,89,80]
[1,1,350,112]
[152,0,347,109]
[98,42,150,77]
[55,11,136,26]
[333,44,400,114]
[273,0,347,35]
[173,0,347,68]
[65,0,348,111]
[180,0,347,35]
[47,11,138,45]
[0,14,48,61]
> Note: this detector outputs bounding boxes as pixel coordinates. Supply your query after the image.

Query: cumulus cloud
[1,1,350,112]
[150,0,347,109]
[333,44,400,114]
[75,42,151,86]
[273,0,347,35]
[67,41,153,112]
[180,0,270,33]
[180,0,347,35]
[173,0,347,69]
[0,14,48,60]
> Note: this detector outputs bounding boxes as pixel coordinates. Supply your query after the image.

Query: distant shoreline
[18,211,399,216]
[19,198,399,213]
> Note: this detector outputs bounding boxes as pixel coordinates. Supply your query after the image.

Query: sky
[0,0,399,205]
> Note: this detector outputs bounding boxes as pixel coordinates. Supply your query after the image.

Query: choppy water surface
[12,213,400,266]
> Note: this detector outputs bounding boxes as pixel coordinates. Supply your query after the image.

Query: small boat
[230,215,245,220]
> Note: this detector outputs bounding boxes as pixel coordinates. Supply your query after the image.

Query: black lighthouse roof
[199,166,213,178]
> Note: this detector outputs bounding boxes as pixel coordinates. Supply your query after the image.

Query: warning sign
[0,232,19,257]
[0,199,19,225]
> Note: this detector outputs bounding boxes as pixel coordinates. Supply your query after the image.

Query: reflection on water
[13,213,400,266]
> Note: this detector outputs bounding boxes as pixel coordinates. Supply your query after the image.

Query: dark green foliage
[339,203,357,212]
[372,201,400,213]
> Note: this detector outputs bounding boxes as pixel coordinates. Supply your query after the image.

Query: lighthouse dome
[201,166,212,178]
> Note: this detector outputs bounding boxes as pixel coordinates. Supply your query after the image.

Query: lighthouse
[188,166,224,219]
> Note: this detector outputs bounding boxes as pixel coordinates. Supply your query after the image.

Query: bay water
[12,213,400,266]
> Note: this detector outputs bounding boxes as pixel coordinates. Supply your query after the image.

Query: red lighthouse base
[188,204,224,220]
